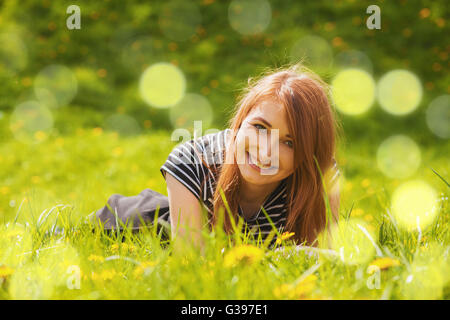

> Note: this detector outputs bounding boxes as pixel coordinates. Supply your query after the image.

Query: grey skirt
[93,188,171,239]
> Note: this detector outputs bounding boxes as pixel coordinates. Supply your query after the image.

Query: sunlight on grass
[0,129,448,300]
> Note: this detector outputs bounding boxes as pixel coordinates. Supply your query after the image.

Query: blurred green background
[0,0,448,223]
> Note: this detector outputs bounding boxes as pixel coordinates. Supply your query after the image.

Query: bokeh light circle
[38,241,80,285]
[9,100,54,144]
[228,0,272,36]
[377,69,423,115]
[158,0,202,42]
[0,33,28,75]
[391,180,438,231]
[331,68,376,115]
[139,62,186,108]
[376,135,421,179]
[325,218,376,265]
[9,263,55,299]
[426,95,450,139]
[169,93,213,130]
[290,35,333,70]
[401,242,449,299]
[0,223,33,267]
[34,64,78,109]
[104,113,142,136]
[334,50,373,74]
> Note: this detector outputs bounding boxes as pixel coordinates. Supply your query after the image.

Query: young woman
[159,64,341,248]
[95,63,341,248]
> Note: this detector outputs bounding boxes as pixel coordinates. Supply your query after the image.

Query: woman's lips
[246,151,275,171]
[246,151,261,172]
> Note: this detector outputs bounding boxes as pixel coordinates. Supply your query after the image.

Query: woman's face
[235,100,296,186]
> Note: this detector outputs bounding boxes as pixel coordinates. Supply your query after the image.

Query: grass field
[0,120,448,300]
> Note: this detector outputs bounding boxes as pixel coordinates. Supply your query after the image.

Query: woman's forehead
[248,101,286,122]
[245,101,292,136]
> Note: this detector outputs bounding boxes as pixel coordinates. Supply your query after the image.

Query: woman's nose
[258,133,272,164]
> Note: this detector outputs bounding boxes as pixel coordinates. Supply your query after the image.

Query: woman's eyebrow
[252,116,272,128]
[251,116,292,139]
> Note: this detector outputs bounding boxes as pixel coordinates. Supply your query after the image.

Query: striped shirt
[160,129,340,244]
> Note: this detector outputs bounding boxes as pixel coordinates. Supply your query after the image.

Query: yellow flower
[0,186,10,195]
[369,257,400,271]
[110,243,136,254]
[294,275,317,298]
[100,269,117,281]
[123,243,136,253]
[112,147,123,157]
[133,261,158,278]
[361,178,371,188]
[34,130,47,141]
[273,283,292,298]
[0,265,14,280]
[88,254,105,263]
[276,232,295,245]
[92,127,103,136]
[273,275,318,299]
[31,176,41,184]
[223,245,264,268]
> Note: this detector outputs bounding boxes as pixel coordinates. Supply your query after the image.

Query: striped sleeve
[160,139,206,200]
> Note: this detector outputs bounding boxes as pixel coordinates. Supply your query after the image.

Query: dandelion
[88,254,105,263]
[133,261,158,278]
[34,131,47,141]
[92,127,103,136]
[110,243,136,254]
[352,208,364,217]
[112,147,123,157]
[110,243,119,253]
[273,275,318,299]
[100,269,116,280]
[121,243,136,253]
[276,232,296,245]
[294,275,317,298]
[0,265,14,280]
[31,176,41,184]
[273,283,292,298]
[55,137,64,147]
[0,186,10,195]
[369,257,400,271]
[361,178,371,188]
[223,245,264,268]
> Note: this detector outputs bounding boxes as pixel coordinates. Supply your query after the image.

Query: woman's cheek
[280,148,295,174]
[234,132,248,164]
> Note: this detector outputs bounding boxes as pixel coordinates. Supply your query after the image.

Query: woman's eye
[253,123,266,130]
[284,140,293,148]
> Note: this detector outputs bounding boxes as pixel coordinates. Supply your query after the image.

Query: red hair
[211,64,342,245]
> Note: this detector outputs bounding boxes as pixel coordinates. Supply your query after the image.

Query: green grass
[0,126,449,300]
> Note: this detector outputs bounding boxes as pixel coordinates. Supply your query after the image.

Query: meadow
[0,119,448,299]
[0,0,449,300]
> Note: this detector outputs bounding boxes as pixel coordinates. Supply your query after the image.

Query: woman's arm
[165,172,205,250]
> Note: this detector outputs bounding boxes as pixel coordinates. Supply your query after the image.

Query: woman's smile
[246,151,278,172]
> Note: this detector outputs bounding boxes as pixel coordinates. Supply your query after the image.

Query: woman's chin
[238,164,277,185]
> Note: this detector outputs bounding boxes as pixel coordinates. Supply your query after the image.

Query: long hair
[212,63,342,245]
